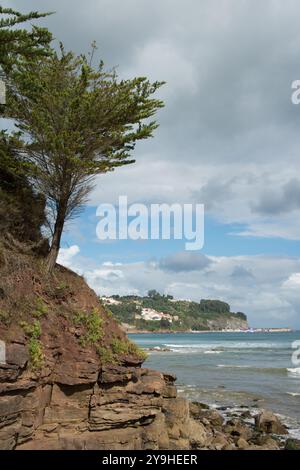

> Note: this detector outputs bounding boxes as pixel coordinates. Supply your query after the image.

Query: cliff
[0,245,206,450]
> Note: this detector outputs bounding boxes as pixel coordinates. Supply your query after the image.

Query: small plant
[127,341,148,361]
[111,337,129,355]
[73,308,103,346]
[28,337,43,369]
[0,309,9,325]
[105,308,113,319]
[20,320,43,369]
[20,319,41,338]
[56,281,68,290]
[96,346,116,365]
[110,337,147,361]
[32,297,48,318]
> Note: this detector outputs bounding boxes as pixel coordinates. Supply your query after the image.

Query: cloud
[253,178,300,215]
[57,245,80,268]
[58,247,300,328]
[159,252,211,272]
[6,0,300,240]
[6,0,300,327]
[230,266,255,282]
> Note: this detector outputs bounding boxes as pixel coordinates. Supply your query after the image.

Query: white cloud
[57,245,80,268]
[283,272,300,289]
[57,248,300,328]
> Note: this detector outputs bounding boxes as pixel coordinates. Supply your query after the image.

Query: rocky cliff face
[0,247,205,450]
[206,316,248,331]
[1,349,201,450]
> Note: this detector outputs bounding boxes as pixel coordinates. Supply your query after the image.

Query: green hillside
[103,290,248,332]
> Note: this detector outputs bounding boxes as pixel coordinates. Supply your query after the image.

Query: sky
[4,0,300,327]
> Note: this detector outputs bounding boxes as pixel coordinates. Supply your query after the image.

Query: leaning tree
[6,46,164,272]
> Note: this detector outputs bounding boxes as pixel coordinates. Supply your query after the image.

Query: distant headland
[101,290,249,333]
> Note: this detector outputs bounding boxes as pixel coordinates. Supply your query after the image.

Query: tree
[0,6,52,73]
[0,132,46,245]
[148,289,161,299]
[0,7,52,247]
[6,46,165,273]
[160,318,171,329]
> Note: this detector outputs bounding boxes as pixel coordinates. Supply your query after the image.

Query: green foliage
[20,319,41,338]
[107,292,248,332]
[56,281,68,290]
[109,301,138,323]
[0,132,46,244]
[73,308,103,346]
[5,45,165,272]
[20,319,43,369]
[0,309,9,324]
[236,311,247,320]
[99,301,114,319]
[199,299,230,313]
[0,6,53,73]
[127,341,148,361]
[147,289,161,299]
[32,297,48,318]
[111,338,129,355]
[28,337,43,369]
[105,308,113,318]
[110,337,147,361]
[96,346,116,365]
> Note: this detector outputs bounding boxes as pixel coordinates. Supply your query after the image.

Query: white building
[101,297,121,305]
[141,308,173,323]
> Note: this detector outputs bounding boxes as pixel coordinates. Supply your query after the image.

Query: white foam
[287,367,300,377]
[217,364,250,369]
[165,341,287,351]
[204,350,223,354]
[287,392,300,397]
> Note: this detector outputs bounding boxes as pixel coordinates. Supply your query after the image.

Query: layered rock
[0,348,204,450]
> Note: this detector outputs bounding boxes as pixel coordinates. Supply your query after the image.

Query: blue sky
[62,208,300,262]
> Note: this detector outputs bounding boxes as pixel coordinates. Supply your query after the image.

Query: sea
[129,331,300,438]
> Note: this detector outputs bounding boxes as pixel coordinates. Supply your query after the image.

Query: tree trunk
[45,202,67,274]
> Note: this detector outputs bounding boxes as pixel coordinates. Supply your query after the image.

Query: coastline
[125,327,294,334]
[130,329,300,446]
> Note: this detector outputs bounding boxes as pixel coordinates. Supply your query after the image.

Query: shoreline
[126,328,295,334]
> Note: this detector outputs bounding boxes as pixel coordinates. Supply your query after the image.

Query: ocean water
[129,331,300,438]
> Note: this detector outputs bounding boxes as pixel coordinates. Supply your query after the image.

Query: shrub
[28,337,43,369]
[32,297,48,318]
[127,341,148,361]
[111,338,129,355]
[20,320,43,369]
[111,337,147,361]
[56,281,68,290]
[0,309,9,325]
[20,319,41,338]
[96,346,116,365]
[73,308,103,346]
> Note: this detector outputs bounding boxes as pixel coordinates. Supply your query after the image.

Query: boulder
[210,432,230,450]
[224,418,253,441]
[255,410,288,435]
[188,419,208,449]
[236,437,250,449]
[191,407,224,428]
[285,438,300,450]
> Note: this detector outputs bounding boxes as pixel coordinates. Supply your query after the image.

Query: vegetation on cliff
[0,5,160,368]
[105,290,248,331]
[1,7,164,274]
